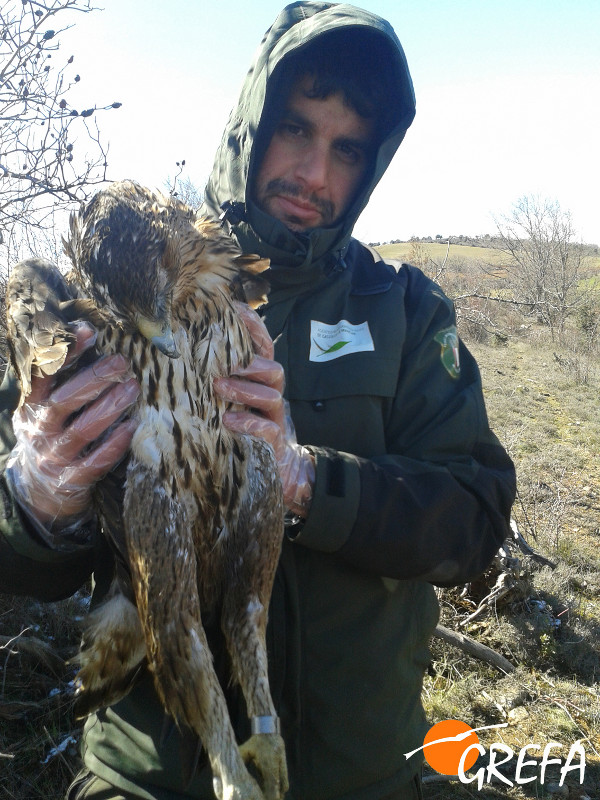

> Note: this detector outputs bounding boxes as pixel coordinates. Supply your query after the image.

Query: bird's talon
[238,732,288,800]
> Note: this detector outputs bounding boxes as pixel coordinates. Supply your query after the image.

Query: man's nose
[294,144,328,191]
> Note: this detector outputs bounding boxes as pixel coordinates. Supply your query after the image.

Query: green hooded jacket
[0,3,516,799]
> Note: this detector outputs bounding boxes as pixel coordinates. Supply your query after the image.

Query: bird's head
[64,181,189,358]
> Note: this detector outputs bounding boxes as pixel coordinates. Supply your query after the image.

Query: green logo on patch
[434,326,461,379]
[312,339,351,357]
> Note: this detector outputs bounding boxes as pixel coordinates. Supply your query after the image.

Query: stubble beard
[257,178,336,230]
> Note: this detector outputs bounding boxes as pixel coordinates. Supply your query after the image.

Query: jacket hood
[201,2,415,274]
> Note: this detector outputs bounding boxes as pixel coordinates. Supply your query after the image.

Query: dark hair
[282,29,395,128]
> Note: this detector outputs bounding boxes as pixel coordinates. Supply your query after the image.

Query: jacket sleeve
[0,367,95,601]
[291,269,516,587]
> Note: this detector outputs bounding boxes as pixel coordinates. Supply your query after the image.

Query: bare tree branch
[0,0,121,265]
[493,196,590,341]
[433,624,516,674]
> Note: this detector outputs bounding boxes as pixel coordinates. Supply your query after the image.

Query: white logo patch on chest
[309,319,374,362]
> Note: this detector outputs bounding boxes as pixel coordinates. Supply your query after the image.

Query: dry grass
[375,241,600,275]
[0,593,88,799]
[422,325,600,799]
[376,241,510,268]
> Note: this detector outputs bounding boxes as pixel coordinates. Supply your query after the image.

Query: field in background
[375,241,600,275]
[376,241,508,267]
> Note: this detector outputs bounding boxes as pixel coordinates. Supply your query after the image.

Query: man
[0,3,516,799]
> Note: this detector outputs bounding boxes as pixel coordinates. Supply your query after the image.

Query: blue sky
[60,1,600,244]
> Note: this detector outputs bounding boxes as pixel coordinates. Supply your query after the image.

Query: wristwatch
[284,511,305,541]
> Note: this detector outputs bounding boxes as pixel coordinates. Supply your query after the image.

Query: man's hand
[7,322,139,530]
[214,304,315,518]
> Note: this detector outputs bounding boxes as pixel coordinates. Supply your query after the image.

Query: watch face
[284,512,305,540]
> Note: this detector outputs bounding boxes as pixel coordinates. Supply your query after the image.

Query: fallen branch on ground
[433,624,516,674]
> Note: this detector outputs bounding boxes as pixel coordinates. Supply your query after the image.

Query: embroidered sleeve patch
[434,326,461,378]
[309,320,374,362]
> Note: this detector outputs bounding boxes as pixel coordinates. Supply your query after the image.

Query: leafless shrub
[0,0,121,267]
[166,170,204,209]
[493,196,590,341]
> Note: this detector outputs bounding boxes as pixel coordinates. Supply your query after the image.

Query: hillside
[376,241,508,267]
[374,240,600,275]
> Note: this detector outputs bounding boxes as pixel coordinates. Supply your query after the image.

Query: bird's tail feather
[72,583,146,718]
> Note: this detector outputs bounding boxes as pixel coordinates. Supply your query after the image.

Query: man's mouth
[261,179,335,228]
[275,194,322,222]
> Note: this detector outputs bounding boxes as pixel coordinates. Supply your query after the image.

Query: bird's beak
[151,329,180,359]
[137,315,180,359]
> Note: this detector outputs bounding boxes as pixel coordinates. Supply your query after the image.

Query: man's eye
[337,143,362,164]
[279,122,304,137]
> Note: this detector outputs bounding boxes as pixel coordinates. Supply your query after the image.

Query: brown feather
[6,259,76,398]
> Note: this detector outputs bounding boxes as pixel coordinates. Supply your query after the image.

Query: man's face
[253,76,374,232]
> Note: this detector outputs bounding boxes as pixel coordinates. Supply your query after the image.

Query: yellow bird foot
[239,732,289,800]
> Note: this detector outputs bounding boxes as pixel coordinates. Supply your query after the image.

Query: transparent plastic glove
[214,304,315,518]
[6,322,140,546]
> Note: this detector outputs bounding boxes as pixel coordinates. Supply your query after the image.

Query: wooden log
[433,624,515,674]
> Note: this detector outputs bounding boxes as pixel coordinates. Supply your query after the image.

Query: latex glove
[214,304,315,519]
[6,322,140,542]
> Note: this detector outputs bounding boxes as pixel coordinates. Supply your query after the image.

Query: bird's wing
[191,217,271,308]
[234,255,271,308]
[5,258,79,400]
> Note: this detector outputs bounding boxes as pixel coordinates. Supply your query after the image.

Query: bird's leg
[221,477,288,800]
[124,464,265,800]
[222,584,288,800]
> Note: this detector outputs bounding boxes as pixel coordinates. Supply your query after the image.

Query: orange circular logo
[423,720,480,775]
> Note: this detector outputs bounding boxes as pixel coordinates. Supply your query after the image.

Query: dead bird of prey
[6,179,288,800]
